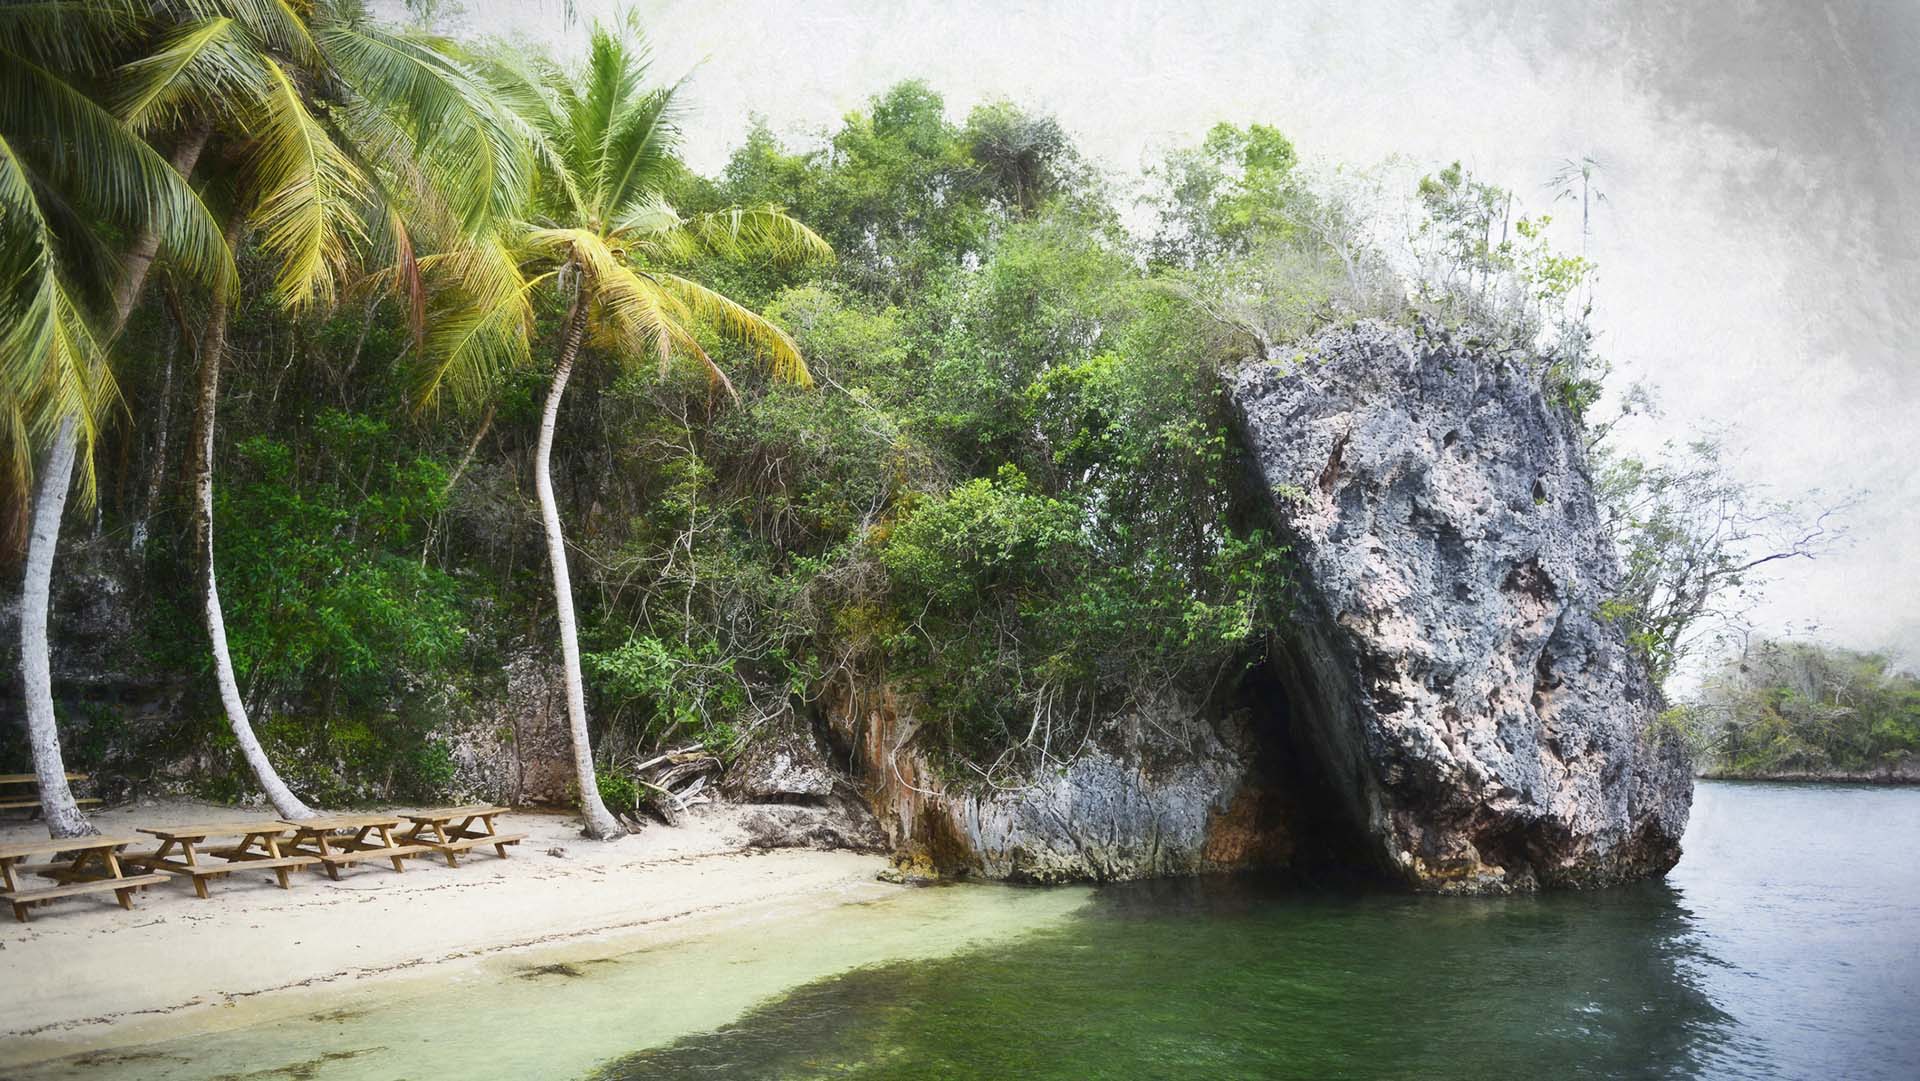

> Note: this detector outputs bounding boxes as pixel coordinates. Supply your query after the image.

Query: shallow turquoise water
[607,781,1920,1080]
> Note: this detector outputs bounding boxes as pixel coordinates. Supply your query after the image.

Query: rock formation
[834,321,1692,893]
[825,685,1295,884]
[1229,322,1693,891]
[444,649,578,806]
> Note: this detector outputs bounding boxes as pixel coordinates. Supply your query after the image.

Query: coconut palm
[6,0,530,828]
[2,2,236,835]
[109,0,535,820]
[417,22,830,838]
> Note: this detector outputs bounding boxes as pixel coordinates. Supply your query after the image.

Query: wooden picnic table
[121,821,319,898]
[0,836,167,923]
[280,814,430,880]
[0,772,101,813]
[398,805,526,867]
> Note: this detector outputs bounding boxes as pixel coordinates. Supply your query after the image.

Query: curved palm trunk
[18,416,92,837]
[537,298,624,839]
[193,223,314,820]
[15,127,214,837]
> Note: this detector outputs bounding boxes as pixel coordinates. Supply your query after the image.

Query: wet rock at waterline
[1230,322,1693,891]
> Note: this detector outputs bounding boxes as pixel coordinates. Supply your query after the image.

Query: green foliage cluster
[126,294,483,802]
[1594,434,1838,684]
[638,94,1303,769]
[1147,122,1302,268]
[1683,640,1920,777]
[212,416,463,703]
[1410,161,1602,411]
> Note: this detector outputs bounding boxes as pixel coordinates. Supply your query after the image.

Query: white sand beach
[0,800,895,1070]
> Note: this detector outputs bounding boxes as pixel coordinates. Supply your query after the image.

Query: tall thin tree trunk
[536,297,624,840]
[14,126,214,838]
[194,219,314,820]
[131,333,177,555]
[18,416,91,837]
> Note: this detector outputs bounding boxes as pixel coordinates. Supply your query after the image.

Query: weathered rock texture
[1231,322,1693,891]
[444,650,579,807]
[722,713,840,802]
[723,711,890,852]
[0,538,178,798]
[825,683,1294,884]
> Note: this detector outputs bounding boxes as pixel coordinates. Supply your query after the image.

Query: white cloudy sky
[443,0,1919,664]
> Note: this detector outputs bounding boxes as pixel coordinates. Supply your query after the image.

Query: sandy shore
[0,799,891,1067]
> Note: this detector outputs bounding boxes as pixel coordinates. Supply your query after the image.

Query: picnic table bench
[398,805,525,867]
[0,772,102,813]
[280,814,430,879]
[120,821,319,897]
[0,836,167,922]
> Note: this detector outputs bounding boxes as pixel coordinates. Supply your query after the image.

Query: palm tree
[5,0,528,828]
[1548,155,1606,257]
[418,21,829,838]
[2,2,235,836]
[107,0,533,819]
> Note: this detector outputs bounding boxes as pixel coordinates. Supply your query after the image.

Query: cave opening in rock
[1223,647,1382,882]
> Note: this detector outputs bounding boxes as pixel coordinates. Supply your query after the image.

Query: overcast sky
[445,0,1919,665]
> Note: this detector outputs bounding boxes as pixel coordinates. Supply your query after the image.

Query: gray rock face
[722,714,839,801]
[739,802,889,852]
[443,649,578,806]
[1230,322,1693,891]
[944,699,1291,883]
[827,686,1293,884]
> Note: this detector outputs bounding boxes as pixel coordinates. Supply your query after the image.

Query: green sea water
[13,780,1918,1080]
[609,781,1920,1080]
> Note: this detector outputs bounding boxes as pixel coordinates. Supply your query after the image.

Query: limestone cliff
[838,321,1692,892]
[1231,321,1692,891]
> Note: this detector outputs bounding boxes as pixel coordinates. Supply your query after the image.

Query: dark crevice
[1220,653,1386,885]
[1316,430,1350,496]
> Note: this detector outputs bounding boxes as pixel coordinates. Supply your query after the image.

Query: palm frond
[114,16,264,133]
[365,203,423,343]
[599,80,684,222]
[572,22,644,215]
[668,206,834,264]
[326,95,461,246]
[649,270,811,386]
[317,22,532,232]
[468,44,585,218]
[246,56,367,307]
[526,226,676,365]
[0,133,117,501]
[41,274,117,504]
[471,45,568,142]
[0,132,62,428]
[0,0,143,75]
[415,240,546,408]
[662,322,738,402]
[0,50,236,294]
[611,191,679,237]
[205,0,320,67]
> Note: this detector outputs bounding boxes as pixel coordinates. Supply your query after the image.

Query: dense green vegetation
[1684,639,1920,778]
[5,3,1830,829]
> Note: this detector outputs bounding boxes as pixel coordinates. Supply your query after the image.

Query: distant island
[1685,640,1920,783]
